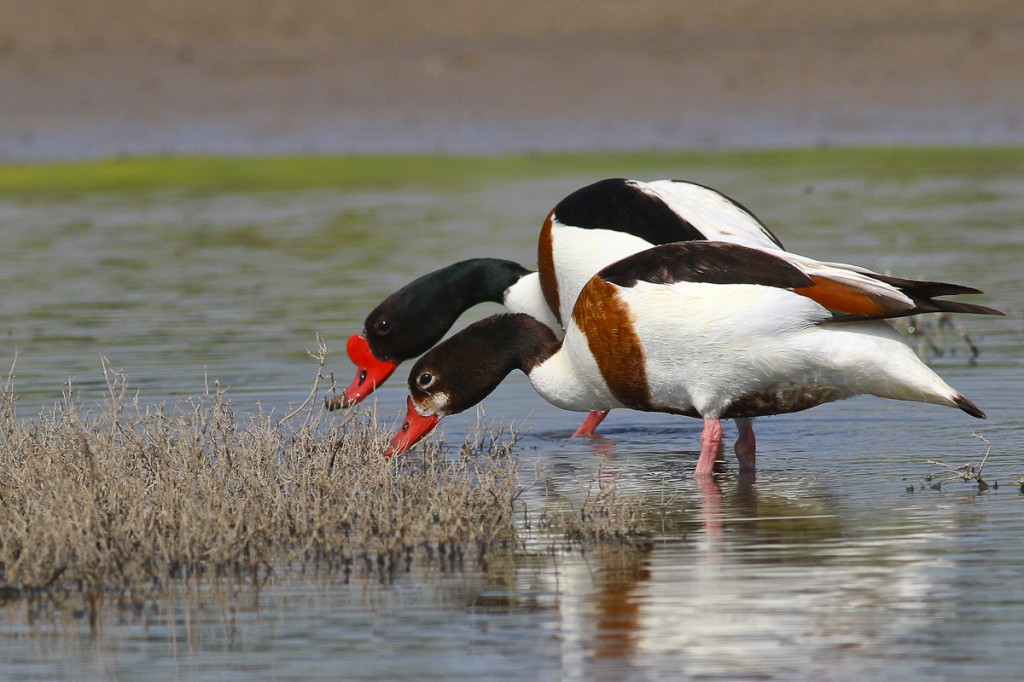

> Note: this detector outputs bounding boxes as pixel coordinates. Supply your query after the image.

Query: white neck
[503,271,562,337]
[525,331,621,412]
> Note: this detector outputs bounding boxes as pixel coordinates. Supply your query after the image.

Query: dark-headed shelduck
[327,178,785,439]
[386,241,1004,476]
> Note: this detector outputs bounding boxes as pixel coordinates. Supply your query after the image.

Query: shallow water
[1,161,1023,680]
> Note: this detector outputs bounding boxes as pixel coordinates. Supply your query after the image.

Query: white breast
[527,316,625,413]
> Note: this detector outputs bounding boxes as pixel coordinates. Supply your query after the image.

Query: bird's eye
[373,318,391,335]
[417,372,434,388]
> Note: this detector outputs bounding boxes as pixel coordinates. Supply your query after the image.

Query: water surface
[1,159,1022,680]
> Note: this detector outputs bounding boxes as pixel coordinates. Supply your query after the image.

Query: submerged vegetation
[1,146,1023,198]
[892,313,985,365]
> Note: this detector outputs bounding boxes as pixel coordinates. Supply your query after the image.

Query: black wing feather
[599,242,813,289]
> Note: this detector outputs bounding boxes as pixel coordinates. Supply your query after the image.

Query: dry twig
[922,432,995,490]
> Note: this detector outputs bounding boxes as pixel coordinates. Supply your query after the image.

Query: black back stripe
[551,179,709,244]
[599,242,813,290]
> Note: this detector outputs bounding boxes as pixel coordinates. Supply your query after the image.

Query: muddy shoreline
[2,1,1023,159]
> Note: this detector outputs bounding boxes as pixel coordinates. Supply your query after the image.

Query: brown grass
[0,350,524,609]
[0,345,669,628]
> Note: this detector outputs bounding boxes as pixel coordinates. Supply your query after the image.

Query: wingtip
[953,394,987,419]
[937,301,1006,317]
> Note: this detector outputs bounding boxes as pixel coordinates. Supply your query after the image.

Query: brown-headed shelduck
[386,241,1004,477]
[327,178,785,438]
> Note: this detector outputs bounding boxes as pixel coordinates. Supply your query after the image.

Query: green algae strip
[1,147,1022,197]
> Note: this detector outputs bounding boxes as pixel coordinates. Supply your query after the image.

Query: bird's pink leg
[694,416,723,478]
[733,418,756,474]
[697,474,724,543]
[572,409,610,437]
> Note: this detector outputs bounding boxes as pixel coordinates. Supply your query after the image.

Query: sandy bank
[2,0,1022,158]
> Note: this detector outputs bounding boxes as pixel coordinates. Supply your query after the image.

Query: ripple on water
[1,167,1022,680]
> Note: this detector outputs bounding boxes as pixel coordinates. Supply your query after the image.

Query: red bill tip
[385,396,440,457]
[338,334,398,408]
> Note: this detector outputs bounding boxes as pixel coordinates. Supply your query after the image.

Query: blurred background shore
[2,0,1023,160]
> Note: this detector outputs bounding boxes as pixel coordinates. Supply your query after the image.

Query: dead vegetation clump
[525,465,661,550]
[917,432,1001,492]
[913,432,1024,493]
[893,312,983,365]
[0,355,522,606]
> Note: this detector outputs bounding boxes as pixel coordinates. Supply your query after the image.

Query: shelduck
[327,178,785,438]
[386,241,1003,476]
